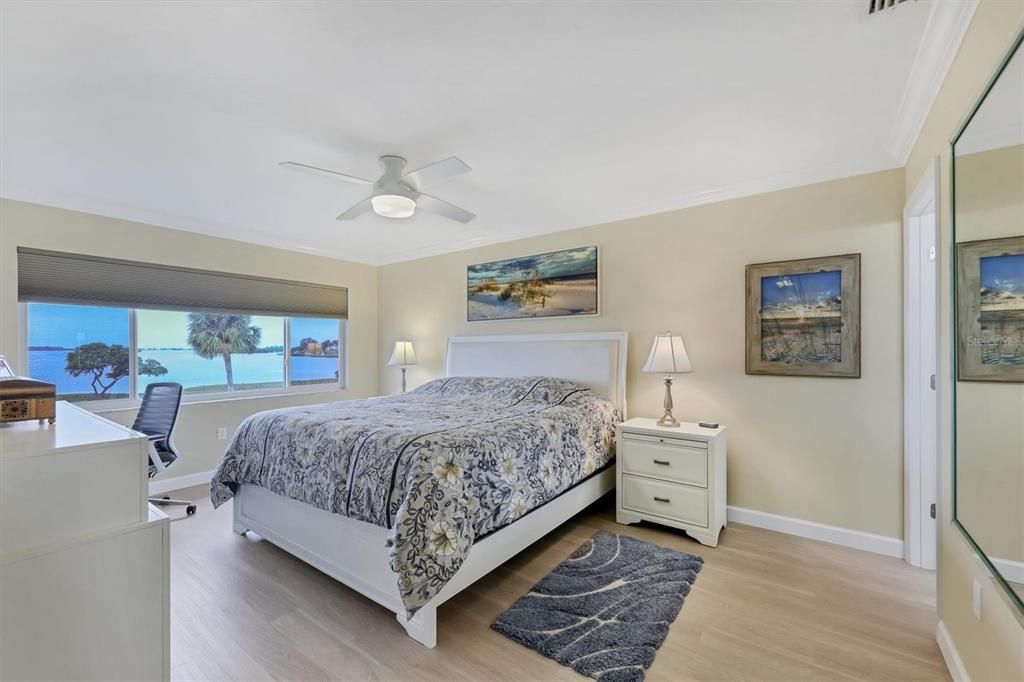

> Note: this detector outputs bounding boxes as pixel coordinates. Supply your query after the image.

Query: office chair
[135,382,197,516]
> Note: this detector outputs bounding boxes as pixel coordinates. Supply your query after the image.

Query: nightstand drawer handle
[653,459,671,466]
[653,496,671,503]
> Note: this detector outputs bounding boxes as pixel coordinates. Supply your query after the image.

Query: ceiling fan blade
[402,157,471,190]
[416,193,476,224]
[336,198,373,221]
[280,161,374,186]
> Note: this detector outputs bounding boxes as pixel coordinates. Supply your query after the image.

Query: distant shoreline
[27,346,329,355]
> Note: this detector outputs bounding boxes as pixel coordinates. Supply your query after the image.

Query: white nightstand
[615,417,727,547]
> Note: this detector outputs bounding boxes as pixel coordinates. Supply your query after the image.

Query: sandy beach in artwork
[467,246,598,321]
[468,280,597,320]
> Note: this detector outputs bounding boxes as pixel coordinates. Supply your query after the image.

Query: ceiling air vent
[868,0,914,14]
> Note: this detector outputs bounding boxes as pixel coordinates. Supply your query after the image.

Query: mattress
[210,376,619,614]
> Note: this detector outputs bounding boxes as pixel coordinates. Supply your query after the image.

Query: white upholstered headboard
[444,331,628,415]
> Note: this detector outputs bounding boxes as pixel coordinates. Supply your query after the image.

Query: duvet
[210,376,619,614]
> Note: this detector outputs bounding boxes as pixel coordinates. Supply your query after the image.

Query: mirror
[952,28,1024,613]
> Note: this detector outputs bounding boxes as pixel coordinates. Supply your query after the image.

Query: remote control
[698,421,719,429]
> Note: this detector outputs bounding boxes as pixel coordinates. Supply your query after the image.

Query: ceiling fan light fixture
[371,193,416,219]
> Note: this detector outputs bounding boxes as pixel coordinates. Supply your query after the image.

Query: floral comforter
[210,376,619,615]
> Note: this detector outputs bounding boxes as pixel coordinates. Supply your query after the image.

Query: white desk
[0,401,170,681]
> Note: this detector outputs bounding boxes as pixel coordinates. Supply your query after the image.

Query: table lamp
[388,340,418,393]
[642,332,693,427]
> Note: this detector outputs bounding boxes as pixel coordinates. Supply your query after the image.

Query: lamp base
[657,376,680,427]
[656,413,680,428]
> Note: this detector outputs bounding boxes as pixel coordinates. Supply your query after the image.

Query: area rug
[492,530,703,681]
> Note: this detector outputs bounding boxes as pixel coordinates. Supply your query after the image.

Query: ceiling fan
[279,155,475,223]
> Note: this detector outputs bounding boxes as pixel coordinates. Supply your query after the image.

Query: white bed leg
[232,500,249,535]
[396,606,437,649]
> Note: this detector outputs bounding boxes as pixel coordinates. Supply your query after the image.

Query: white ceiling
[0,0,974,265]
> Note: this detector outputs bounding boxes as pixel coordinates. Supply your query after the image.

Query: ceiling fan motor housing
[372,155,418,217]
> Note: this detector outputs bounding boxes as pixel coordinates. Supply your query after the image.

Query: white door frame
[903,158,940,570]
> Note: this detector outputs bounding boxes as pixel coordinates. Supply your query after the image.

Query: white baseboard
[936,620,970,682]
[726,506,904,559]
[149,469,215,496]
[990,556,1024,585]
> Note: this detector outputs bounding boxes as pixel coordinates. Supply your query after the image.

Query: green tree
[186,313,261,392]
[291,337,318,355]
[65,343,167,396]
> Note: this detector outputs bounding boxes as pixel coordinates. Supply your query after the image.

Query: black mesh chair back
[133,382,183,472]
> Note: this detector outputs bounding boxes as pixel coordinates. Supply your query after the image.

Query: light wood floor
[165,484,949,681]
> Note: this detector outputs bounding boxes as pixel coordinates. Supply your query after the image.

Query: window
[137,310,286,395]
[289,317,342,386]
[25,303,345,403]
[27,303,132,401]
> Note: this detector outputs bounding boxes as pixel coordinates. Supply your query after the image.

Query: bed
[212,331,627,648]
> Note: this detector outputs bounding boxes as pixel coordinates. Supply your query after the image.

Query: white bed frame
[232,331,628,648]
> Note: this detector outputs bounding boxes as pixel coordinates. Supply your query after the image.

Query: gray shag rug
[492,531,702,681]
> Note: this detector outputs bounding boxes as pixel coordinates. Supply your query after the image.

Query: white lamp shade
[642,333,693,374]
[387,340,418,366]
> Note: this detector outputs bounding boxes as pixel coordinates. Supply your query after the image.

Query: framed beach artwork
[956,236,1024,382]
[467,246,598,321]
[745,253,861,378]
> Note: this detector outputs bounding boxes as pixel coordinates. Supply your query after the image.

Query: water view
[27,303,342,401]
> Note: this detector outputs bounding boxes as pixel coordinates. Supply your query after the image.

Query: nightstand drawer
[621,435,708,487]
[621,475,708,527]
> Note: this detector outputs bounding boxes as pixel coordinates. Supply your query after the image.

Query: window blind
[17,248,348,318]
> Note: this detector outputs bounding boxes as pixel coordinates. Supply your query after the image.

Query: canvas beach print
[467,246,598,321]
[957,236,1024,382]
[746,254,860,377]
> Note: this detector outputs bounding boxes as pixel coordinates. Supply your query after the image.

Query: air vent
[868,0,913,14]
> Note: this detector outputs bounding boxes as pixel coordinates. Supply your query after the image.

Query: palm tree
[186,313,261,392]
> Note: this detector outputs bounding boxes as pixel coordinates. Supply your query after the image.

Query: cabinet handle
[653,459,670,466]
[653,496,671,503]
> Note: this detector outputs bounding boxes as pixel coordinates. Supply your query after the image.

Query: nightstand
[615,417,727,547]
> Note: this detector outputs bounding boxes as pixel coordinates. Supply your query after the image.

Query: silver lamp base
[657,376,680,427]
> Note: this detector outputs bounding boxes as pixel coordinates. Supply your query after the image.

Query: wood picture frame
[956,235,1024,382]
[745,253,861,378]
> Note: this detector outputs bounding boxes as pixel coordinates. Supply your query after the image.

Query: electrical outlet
[217,427,227,440]
[972,579,982,620]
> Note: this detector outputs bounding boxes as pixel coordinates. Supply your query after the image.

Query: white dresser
[0,401,170,681]
[615,418,727,547]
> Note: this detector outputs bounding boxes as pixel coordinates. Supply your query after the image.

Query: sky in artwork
[467,246,597,284]
[981,253,1024,294]
[761,270,841,310]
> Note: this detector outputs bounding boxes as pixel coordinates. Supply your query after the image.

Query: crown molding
[886,0,979,165]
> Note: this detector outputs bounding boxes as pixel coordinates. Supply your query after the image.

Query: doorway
[903,158,939,570]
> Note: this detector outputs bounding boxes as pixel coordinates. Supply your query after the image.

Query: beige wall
[0,199,380,479]
[379,168,906,539]
[905,1,1024,679]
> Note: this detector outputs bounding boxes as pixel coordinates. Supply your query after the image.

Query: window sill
[69,383,347,414]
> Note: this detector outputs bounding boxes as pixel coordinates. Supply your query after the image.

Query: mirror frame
[949,24,1024,617]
